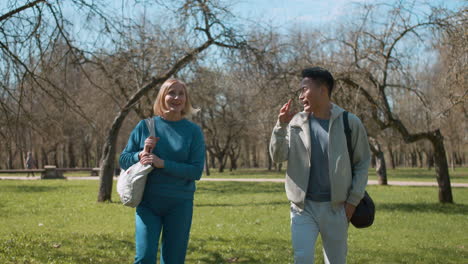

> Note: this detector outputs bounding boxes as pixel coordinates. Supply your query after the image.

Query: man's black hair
[301,67,334,97]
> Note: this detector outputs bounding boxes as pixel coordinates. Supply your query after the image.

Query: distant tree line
[0,0,465,202]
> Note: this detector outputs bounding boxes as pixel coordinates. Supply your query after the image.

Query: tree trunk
[244,138,251,168]
[450,151,456,172]
[84,145,90,168]
[207,150,215,169]
[266,139,272,171]
[6,142,13,169]
[369,138,387,185]
[454,151,462,166]
[252,144,259,168]
[417,150,423,168]
[398,151,403,167]
[204,149,210,176]
[17,133,25,169]
[229,154,236,171]
[228,144,240,172]
[210,152,216,169]
[33,150,39,168]
[95,137,102,168]
[217,155,225,173]
[232,155,238,170]
[410,150,417,167]
[41,147,48,167]
[429,130,453,203]
[427,150,434,170]
[20,150,25,169]
[387,144,396,169]
[61,143,66,167]
[375,151,387,185]
[371,153,376,168]
[68,139,76,168]
[53,147,58,166]
[98,107,131,202]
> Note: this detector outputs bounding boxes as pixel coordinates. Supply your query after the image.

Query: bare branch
[0,0,46,22]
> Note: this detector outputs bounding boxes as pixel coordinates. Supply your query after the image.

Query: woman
[119,79,205,264]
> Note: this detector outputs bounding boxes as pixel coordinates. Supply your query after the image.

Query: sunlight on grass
[0,178,467,263]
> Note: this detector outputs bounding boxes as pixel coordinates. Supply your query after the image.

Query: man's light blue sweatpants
[290,200,349,264]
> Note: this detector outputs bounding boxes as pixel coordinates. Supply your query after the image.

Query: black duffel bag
[343,111,375,228]
[350,191,375,228]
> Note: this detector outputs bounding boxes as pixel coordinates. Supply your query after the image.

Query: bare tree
[0,0,115,169]
[190,67,246,173]
[97,0,245,201]
[332,2,462,202]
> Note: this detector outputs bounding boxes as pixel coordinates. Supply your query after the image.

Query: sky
[1,1,465,32]
[231,0,465,29]
[0,0,465,58]
[233,0,368,27]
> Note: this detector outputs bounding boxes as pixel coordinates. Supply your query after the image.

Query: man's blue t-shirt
[306,114,331,201]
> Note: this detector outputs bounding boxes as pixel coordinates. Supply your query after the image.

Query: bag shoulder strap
[144,117,156,138]
[343,111,354,177]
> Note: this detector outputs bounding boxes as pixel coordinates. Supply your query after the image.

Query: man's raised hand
[278,99,297,124]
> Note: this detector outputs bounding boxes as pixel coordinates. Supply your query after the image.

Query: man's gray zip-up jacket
[269,103,371,211]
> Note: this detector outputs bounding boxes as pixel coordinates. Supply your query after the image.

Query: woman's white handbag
[117,118,155,207]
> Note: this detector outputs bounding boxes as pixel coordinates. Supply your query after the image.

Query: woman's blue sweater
[119,116,205,200]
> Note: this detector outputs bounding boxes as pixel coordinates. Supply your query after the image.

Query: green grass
[206,167,468,183]
[368,167,468,183]
[0,171,98,177]
[0,179,467,263]
[2,167,467,183]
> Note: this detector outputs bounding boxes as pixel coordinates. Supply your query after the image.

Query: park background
[0,0,467,263]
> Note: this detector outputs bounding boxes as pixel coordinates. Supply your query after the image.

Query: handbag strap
[343,111,354,178]
[144,117,156,138]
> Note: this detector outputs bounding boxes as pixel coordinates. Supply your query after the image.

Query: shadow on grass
[0,185,60,193]
[377,202,468,215]
[1,232,290,264]
[187,236,291,264]
[197,182,284,195]
[195,200,287,208]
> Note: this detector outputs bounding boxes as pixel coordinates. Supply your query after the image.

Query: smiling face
[299,77,328,113]
[164,82,187,114]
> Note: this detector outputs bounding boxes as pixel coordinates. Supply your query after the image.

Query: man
[25,151,37,177]
[269,67,371,264]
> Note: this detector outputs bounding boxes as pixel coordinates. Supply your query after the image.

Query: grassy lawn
[368,167,468,183]
[0,179,467,263]
[0,171,98,178]
[1,167,467,183]
[206,167,468,183]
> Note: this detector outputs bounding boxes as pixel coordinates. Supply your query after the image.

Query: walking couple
[119,67,371,264]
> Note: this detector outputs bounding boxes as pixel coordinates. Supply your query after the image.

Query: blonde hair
[153,78,198,117]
